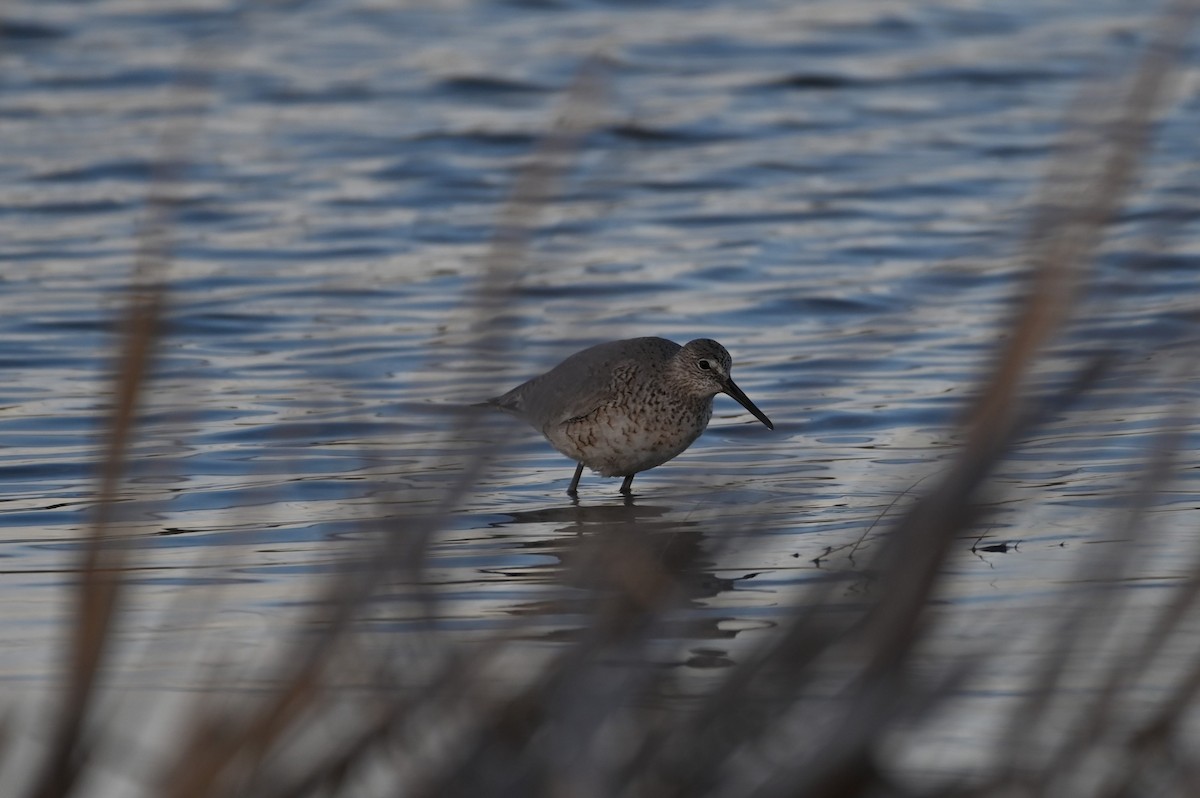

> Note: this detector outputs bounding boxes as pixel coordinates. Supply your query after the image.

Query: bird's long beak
[723,378,774,430]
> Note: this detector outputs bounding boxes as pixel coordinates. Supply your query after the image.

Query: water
[1,0,1198,790]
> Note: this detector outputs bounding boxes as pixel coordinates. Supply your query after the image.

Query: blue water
[0,0,1198,789]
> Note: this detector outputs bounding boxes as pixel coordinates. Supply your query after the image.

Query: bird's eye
[698,360,711,371]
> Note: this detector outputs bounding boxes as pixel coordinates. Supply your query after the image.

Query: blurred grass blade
[27,276,166,798]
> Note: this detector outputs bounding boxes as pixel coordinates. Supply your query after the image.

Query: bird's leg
[619,474,634,495]
[567,462,584,497]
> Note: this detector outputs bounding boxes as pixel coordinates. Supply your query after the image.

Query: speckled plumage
[486,337,773,496]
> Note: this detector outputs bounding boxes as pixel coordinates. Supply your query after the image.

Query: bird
[482,337,773,496]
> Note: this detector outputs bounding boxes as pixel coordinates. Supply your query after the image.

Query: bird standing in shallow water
[484,337,773,496]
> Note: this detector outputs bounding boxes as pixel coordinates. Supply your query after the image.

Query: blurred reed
[17,1,1200,796]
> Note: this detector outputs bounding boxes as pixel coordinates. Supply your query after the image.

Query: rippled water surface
[2,0,1199,785]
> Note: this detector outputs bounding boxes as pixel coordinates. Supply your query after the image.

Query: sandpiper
[484,337,773,496]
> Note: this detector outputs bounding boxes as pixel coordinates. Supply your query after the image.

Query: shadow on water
[499,521,767,650]
[473,504,767,641]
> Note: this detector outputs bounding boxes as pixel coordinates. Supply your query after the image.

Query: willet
[483,337,773,496]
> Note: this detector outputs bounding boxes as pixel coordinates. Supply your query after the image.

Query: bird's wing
[490,338,678,430]
[537,339,678,428]
[530,353,641,426]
